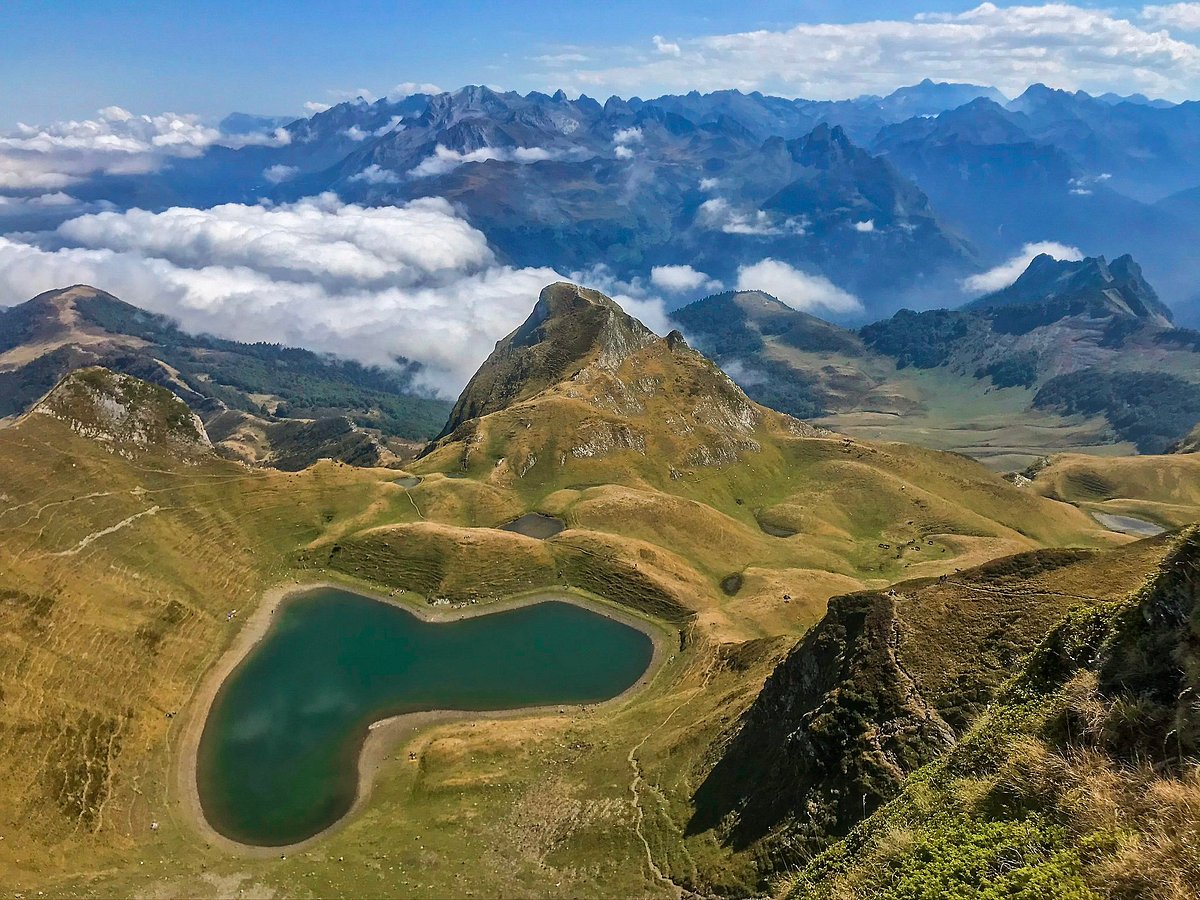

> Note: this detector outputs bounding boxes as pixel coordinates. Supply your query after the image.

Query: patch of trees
[974,351,1040,389]
[1033,368,1200,453]
[859,309,974,369]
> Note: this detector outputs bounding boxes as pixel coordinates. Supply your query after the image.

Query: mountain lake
[196,587,655,846]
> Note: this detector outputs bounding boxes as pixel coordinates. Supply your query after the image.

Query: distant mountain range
[673,252,1200,463]
[21,79,1200,323]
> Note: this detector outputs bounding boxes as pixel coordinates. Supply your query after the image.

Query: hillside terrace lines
[46,506,163,557]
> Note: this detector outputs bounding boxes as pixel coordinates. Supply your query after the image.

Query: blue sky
[5,1,1197,126]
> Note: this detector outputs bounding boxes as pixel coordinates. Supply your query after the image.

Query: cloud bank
[961,240,1083,294]
[0,106,290,193]
[0,195,670,396]
[545,3,1200,101]
[736,259,864,315]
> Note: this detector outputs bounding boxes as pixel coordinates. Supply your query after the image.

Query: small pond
[499,513,566,539]
[1092,512,1166,537]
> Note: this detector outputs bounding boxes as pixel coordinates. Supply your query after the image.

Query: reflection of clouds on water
[228,684,353,748]
[228,708,275,744]
[299,685,354,718]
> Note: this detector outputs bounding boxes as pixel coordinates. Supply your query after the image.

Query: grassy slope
[0,352,1131,898]
[784,528,1200,900]
[683,537,1176,885]
[1029,452,1200,530]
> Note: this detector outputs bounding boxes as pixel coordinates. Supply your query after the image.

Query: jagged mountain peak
[792,122,858,165]
[971,252,1173,324]
[424,282,819,479]
[434,282,658,439]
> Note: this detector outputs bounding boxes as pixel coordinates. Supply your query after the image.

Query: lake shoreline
[175,578,672,857]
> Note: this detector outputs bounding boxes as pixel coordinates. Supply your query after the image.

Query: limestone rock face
[32,367,212,458]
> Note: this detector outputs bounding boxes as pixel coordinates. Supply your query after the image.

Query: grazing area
[0,283,1195,898]
[1025,451,1200,533]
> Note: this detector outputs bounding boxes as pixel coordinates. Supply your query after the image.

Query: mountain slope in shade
[784,528,1200,899]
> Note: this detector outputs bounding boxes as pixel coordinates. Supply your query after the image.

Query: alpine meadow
[3,3,1200,898]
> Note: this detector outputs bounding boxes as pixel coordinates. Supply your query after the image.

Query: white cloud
[349,164,401,185]
[0,167,78,190]
[408,145,504,177]
[698,177,723,191]
[0,192,100,219]
[649,264,720,293]
[552,4,1200,102]
[407,143,555,177]
[736,259,864,315]
[961,240,1084,294]
[534,52,591,65]
[344,125,370,141]
[698,197,807,236]
[652,35,682,57]
[374,116,405,137]
[852,219,876,232]
[0,195,574,395]
[0,106,290,192]
[720,359,768,387]
[1142,3,1200,31]
[303,101,332,114]
[389,81,443,98]
[24,191,79,207]
[263,164,299,184]
[611,127,642,160]
[1068,172,1113,195]
[512,146,554,162]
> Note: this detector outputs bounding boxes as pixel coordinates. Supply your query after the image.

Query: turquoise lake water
[196,587,654,846]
